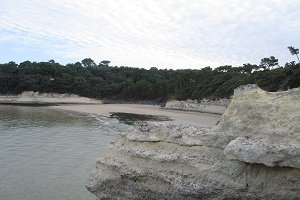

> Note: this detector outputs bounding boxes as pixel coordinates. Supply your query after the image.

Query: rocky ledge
[86,84,300,199]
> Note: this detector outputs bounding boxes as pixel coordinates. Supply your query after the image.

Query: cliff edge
[86,84,300,199]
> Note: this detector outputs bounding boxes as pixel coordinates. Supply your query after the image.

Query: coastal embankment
[0,91,103,105]
[163,98,230,114]
[86,84,300,199]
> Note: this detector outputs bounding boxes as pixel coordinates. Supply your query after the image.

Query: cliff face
[86,85,300,199]
[164,99,229,114]
[0,91,102,104]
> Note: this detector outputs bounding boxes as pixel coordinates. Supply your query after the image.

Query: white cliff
[163,99,229,115]
[0,91,102,104]
[86,85,300,199]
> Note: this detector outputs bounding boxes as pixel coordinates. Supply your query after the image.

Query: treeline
[0,57,299,103]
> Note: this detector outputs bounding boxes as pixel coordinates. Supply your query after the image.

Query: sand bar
[52,104,221,127]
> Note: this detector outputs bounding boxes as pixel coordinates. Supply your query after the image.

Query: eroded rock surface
[225,135,300,169]
[87,85,300,199]
[219,84,300,136]
[163,99,229,114]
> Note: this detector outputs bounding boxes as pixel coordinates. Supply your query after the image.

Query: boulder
[219,85,300,169]
[219,85,300,137]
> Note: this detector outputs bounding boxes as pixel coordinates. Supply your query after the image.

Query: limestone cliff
[86,85,300,199]
[0,91,102,104]
[163,99,229,114]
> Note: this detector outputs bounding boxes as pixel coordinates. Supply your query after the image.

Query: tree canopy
[1,49,300,103]
[260,56,278,70]
[288,46,300,63]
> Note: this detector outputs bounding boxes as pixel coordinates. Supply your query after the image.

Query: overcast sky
[0,0,299,69]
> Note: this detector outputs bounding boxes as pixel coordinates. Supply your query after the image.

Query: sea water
[0,105,127,200]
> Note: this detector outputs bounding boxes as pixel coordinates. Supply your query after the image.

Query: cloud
[0,0,300,68]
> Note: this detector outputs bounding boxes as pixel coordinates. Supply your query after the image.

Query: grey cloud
[0,0,299,68]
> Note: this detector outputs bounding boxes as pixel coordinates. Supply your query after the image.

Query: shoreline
[0,102,104,106]
[50,104,222,127]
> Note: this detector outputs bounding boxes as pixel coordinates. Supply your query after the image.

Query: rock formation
[163,99,229,114]
[0,91,102,104]
[86,85,300,199]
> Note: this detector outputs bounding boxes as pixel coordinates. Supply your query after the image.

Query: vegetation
[259,56,278,70]
[288,46,300,63]
[1,48,300,103]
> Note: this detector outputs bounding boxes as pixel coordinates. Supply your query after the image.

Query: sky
[0,0,300,69]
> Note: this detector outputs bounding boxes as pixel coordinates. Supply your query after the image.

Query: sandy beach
[51,104,221,127]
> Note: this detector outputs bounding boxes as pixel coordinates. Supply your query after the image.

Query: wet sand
[51,104,222,127]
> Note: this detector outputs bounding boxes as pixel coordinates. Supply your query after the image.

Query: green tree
[1,53,300,103]
[288,46,300,63]
[241,63,259,74]
[215,65,232,72]
[99,60,111,67]
[260,56,279,70]
[48,59,55,64]
[81,58,96,67]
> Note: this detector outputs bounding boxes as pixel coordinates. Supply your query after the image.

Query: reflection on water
[0,105,127,200]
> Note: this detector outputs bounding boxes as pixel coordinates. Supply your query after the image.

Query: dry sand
[52,104,221,127]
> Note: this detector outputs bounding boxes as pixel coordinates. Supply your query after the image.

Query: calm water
[0,105,128,200]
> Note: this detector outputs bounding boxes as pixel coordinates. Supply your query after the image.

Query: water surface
[0,105,127,200]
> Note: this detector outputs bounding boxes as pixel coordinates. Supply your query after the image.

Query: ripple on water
[0,105,127,200]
